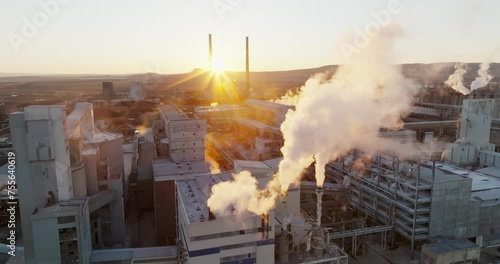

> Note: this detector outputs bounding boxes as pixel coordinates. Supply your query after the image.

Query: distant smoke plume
[208,24,421,215]
[445,63,470,95]
[470,62,493,92]
[444,62,494,94]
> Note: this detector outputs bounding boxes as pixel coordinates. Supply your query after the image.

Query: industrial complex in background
[0,34,500,264]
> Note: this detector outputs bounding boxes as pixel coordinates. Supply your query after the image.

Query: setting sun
[211,59,225,73]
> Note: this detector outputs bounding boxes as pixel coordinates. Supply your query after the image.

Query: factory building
[158,105,207,162]
[328,153,500,251]
[176,174,274,264]
[152,155,348,264]
[153,159,211,246]
[444,99,496,166]
[325,98,500,257]
[243,99,294,127]
[102,82,115,101]
[10,106,81,263]
[10,103,127,263]
[171,157,349,264]
[136,131,157,210]
[230,99,294,161]
[194,104,243,132]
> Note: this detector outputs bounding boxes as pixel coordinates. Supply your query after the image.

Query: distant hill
[0,63,498,94]
[148,63,500,96]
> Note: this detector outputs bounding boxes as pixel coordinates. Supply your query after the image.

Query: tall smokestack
[316,187,323,226]
[246,36,250,97]
[209,34,213,68]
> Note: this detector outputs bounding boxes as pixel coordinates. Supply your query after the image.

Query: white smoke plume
[208,24,421,215]
[445,62,470,95]
[207,170,281,215]
[278,24,421,190]
[470,62,493,92]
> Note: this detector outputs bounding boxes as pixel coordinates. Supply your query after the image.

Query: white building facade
[176,174,274,264]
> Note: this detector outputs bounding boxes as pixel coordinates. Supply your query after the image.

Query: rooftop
[33,198,88,219]
[153,158,210,181]
[476,166,500,179]
[421,161,500,202]
[234,160,272,169]
[424,239,479,254]
[84,131,122,144]
[194,104,243,113]
[263,157,282,170]
[158,105,196,121]
[467,171,500,192]
[235,117,270,130]
[176,172,233,224]
[472,189,500,205]
[245,99,294,112]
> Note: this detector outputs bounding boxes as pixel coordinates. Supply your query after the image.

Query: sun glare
[211,59,225,73]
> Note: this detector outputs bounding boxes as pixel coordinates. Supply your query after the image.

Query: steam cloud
[470,62,493,92]
[444,62,494,95]
[208,24,421,216]
[207,171,281,215]
[445,63,470,95]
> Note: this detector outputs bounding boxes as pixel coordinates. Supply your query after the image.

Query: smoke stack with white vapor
[470,61,493,92]
[208,23,421,216]
[445,62,470,95]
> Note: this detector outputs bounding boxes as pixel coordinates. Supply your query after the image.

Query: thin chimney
[246,36,250,97]
[209,34,213,68]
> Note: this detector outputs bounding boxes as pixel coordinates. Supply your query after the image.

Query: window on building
[59,227,79,263]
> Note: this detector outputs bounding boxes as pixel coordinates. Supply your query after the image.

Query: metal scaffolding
[326,150,434,256]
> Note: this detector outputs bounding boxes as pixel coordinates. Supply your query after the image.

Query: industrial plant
[0,33,500,264]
